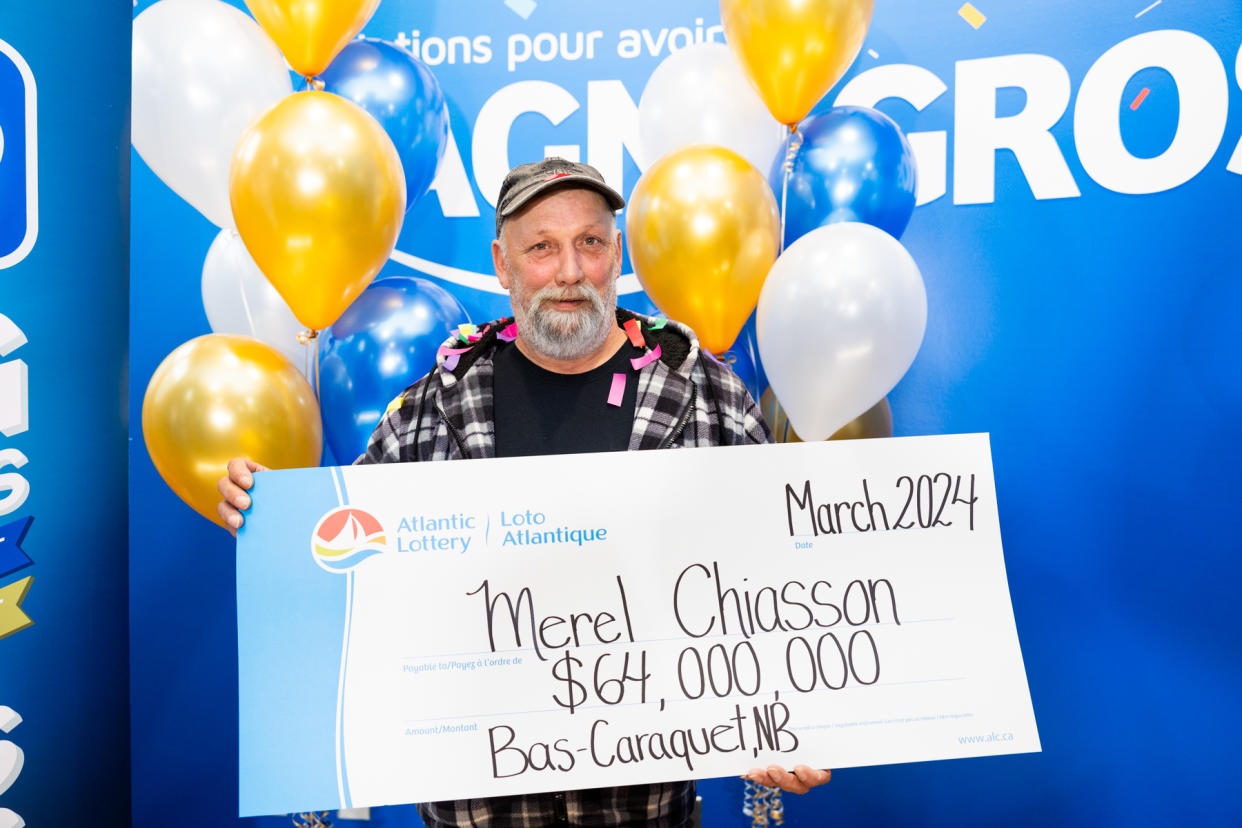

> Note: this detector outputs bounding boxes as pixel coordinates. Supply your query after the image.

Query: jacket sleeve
[354,373,435,465]
[697,355,775,446]
[737,385,775,445]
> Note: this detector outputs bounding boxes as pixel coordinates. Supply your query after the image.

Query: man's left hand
[744,764,832,794]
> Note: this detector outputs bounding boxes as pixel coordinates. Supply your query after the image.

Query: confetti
[1130,88,1150,110]
[498,323,519,342]
[647,317,668,330]
[867,49,880,59]
[958,2,986,29]
[623,318,645,347]
[505,0,536,19]
[1135,0,1161,18]
[630,344,662,371]
[607,373,626,407]
[437,344,472,371]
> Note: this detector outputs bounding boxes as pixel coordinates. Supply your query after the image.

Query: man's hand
[744,764,831,795]
[216,458,269,537]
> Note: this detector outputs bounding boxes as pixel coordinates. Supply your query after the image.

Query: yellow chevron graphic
[0,576,33,639]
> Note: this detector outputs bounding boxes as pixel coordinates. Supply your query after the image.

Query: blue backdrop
[0,2,131,825]
[128,1,1242,827]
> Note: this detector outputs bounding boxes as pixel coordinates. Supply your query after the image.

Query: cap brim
[499,175,626,221]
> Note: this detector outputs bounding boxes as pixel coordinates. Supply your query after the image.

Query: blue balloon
[772,106,917,244]
[320,38,448,212]
[319,276,469,463]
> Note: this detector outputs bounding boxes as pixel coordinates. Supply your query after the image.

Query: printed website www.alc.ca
[958,731,1015,745]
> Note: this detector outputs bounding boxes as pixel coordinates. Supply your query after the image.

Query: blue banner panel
[0,2,131,826]
[0,40,35,267]
[129,1,1242,826]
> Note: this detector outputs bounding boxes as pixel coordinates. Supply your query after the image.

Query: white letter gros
[954,53,1080,205]
[1229,39,1242,174]
[1075,29,1229,194]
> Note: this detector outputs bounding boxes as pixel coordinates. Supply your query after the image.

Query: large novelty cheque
[236,434,1039,815]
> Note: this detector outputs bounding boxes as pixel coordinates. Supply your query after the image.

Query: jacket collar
[432,309,702,456]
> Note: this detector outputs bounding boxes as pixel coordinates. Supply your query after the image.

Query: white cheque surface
[236,433,1039,816]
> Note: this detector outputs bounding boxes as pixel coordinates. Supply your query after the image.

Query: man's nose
[555,247,586,285]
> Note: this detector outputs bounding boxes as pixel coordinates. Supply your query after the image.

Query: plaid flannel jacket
[357,310,771,827]
[359,310,772,465]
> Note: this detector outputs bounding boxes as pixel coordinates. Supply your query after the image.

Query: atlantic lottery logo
[310,507,388,573]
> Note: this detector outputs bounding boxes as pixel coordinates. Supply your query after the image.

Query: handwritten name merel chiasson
[462,564,901,779]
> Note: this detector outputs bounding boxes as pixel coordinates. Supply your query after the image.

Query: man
[217,158,830,826]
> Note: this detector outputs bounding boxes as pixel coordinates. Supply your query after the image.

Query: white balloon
[202,230,309,372]
[638,42,787,175]
[757,223,927,441]
[133,0,293,229]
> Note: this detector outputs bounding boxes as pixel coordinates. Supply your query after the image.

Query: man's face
[492,187,622,362]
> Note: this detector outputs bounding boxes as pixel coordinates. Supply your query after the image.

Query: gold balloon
[626,145,780,355]
[721,0,875,126]
[761,387,892,443]
[230,91,405,331]
[142,334,323,526]
[244,0,380,78]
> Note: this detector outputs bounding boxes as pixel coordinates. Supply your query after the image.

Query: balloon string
[313,331,321,402]
[235,237,258,339]
[778,126,803,257]
[297,328,320,399]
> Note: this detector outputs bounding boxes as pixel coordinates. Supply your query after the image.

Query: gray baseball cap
[495,157,626,236]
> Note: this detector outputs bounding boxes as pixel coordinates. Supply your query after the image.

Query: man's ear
[613,228,623,272]
[492,238,510,290]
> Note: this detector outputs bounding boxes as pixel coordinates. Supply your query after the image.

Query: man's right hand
[217,458,269,537]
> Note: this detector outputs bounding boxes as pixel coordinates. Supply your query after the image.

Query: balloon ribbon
[743,780,785,827]
[778,126,805,255]
[298,329,321,401]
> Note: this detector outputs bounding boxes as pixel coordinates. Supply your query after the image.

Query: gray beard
[512,279,617,361]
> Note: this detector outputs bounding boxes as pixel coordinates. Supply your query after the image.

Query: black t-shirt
[492,340,640,458]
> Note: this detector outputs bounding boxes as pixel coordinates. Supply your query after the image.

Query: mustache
[530,284,604,310]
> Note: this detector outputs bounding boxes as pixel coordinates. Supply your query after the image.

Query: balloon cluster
[631,0,924,443]
[134,0,464,523]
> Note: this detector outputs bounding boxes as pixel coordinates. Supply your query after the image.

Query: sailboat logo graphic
[310,507,388,573]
